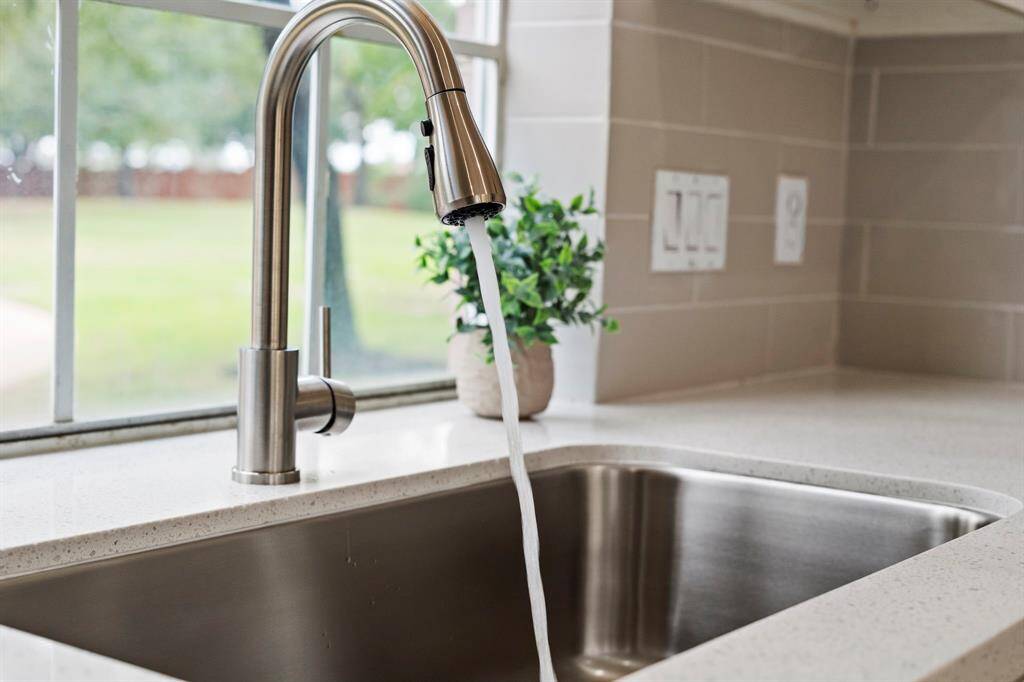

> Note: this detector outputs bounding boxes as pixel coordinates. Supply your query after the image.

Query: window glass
[323,37,497,388]
[0,0,55,430]
[417,0,500,44]
[73,1,309,419]
[1,0,501,430]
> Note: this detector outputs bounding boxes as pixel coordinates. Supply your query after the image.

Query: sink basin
[0,462,995,681]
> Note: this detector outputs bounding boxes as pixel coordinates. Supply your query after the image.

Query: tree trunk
[262,22,359,358]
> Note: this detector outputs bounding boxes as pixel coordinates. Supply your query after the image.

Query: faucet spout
[236,0,504,484]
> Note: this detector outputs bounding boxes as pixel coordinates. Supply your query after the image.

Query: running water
[465,216,557,682]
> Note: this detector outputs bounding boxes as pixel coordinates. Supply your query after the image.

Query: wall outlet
[651,170,729,272]
[774,175,807,265]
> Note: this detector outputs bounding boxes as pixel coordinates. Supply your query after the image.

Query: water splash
[465,216,557,682]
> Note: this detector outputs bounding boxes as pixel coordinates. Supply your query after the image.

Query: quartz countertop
[0,369,1022,681]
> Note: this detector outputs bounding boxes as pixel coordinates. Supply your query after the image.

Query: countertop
[0,369,1022,681]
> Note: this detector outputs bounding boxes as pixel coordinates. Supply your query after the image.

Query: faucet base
[231,467,301,485]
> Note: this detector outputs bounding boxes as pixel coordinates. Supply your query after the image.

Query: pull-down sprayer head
[424,89,505,225]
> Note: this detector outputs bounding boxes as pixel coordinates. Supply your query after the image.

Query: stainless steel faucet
[235,0,506,484]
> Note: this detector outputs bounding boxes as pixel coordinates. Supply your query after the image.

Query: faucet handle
[318,305,331,378]
[294,304,355,437]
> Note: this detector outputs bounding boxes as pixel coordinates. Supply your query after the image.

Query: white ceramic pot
[448,329,554,419]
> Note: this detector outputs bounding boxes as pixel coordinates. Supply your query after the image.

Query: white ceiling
[712,0,1024,37]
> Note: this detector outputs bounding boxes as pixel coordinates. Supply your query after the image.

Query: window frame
[0,0,506,452]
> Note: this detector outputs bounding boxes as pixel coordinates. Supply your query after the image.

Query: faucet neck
[249,0,463,350]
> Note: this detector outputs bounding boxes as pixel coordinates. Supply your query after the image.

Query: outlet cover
[774,175,807,265]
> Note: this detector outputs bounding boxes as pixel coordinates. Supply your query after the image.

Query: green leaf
[557,242,573,265]
[413,170,610,346]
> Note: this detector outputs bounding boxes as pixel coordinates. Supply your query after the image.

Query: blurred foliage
[415,174,619,361]
[0,0,461,167]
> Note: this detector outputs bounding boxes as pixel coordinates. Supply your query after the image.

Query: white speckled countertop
[0,369,1022,681]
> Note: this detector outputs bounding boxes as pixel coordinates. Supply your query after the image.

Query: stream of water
[465,216,557,682]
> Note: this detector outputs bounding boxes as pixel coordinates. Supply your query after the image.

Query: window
[0,0,504,440]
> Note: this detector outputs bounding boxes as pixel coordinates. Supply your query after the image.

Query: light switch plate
[774,175,807,265]
[651,170,729,272]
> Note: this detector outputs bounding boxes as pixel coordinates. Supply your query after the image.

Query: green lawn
[0,197,452,423]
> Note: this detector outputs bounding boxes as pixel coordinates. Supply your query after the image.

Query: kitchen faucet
[235,0,506,484]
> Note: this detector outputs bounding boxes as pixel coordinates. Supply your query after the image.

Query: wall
[502,0,614,402]
[841,33,1024,382]
[595,0,852,399]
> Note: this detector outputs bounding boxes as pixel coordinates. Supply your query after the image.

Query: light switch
[663,190,682,251]
[774,175,807,265]
[683,191,701,252]
[651,170,729,273]
[702,192,727,268]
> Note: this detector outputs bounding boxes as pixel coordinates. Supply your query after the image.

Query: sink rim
[0,442,1019,583]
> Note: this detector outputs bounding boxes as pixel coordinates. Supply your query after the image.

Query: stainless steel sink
[0,463,995,681]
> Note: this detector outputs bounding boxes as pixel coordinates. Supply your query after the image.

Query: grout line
[841,293,1024,314]
[610,117,845,150]
[850,141,1020,152]
[605,214,845,228]
[608,214,1007,233]
[1018,145,1024,223]
[858,223,871,296]
[852,63,1024,75]
[866,68,880,147]
[843,219,1024,233]
[699,42,710,126]
[608,293,839,315]
[612,19,848,74]
[838,35,854,234]
[1005,311,1015,382]
[829,297,841,365]
[612,365,838,405]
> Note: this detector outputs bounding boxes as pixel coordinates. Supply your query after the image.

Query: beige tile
[783,22,850,66]
[596,303,768,400]
[614,0,786,54]
[780,144,845,220]
[610,26,703,124]
[855,34,1024,68]
[695,223,841,301]
[705,45,846,142]
[847,72,872,144]
[839,300,1009,380]
[867,227,1024,304]
[506,23,610,117]
[769,300,836,372]
[1014,313,1024,382]
[509,0,611,23]
[874,70,1024,145]
[503,119,608,207]
[846,149,1022,224]
[840,225,865,295]
[606,123,779,216]
[603,218,695,307]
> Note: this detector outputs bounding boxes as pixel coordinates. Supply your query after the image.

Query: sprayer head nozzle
[442,202,504,226]
[425,90,505,226]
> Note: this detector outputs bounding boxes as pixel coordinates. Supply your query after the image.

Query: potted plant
[415,174,618,418]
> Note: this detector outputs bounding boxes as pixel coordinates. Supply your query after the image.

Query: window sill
[0,378,455,459]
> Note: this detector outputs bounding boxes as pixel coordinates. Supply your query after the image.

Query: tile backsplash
[597,0,850,400]
[841,33,1024,382]
[503,1,1024,400]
